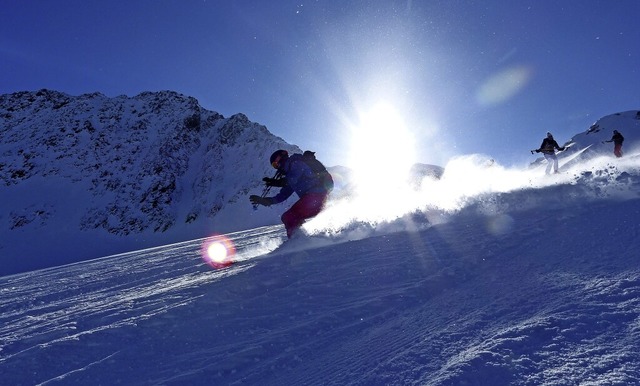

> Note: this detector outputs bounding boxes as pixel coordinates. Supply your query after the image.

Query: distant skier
[531,132,566,174]
[603,130,624,158]
[250,150,332,238]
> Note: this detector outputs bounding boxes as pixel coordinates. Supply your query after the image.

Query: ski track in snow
[2,192,640,384]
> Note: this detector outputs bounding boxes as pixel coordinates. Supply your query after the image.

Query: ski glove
[250,195,273,206]
[262,177,287,187]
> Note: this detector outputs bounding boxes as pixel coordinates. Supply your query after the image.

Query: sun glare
[349,103,416,184]
[346,102,418,220]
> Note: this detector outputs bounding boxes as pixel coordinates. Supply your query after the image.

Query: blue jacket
[270,154,328,204]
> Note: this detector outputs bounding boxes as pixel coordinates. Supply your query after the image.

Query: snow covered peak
[566,111,639,155]
[528,110,640,170]
[0,89,300,275]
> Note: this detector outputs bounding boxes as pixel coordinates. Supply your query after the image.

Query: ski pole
[261,171,283,198]
[252,170,282,210]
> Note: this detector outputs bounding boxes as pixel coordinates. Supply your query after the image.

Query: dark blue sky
[2,1,638,168]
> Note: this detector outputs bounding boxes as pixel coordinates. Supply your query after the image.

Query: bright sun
[349,102,416,182]
[347,102,418,219]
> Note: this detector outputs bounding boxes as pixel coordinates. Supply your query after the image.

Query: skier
[531,132,566,174]
[603,130,624,158]
[250,150,332,238]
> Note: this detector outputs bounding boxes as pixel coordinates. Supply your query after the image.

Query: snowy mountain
[1,89,638,277]
[1,90,305,275]
[1,150,639,385]
[530,110,640,170]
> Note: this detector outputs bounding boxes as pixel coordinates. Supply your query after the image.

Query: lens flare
[476,65,533,106]
[201,235,236,269]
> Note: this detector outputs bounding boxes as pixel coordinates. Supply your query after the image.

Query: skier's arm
[531,143,543,153]
[263,177,287,187]
[270,160,305,203]
[250,195,274,206]
[271,185,294,204]
[537,139,547,152]
[552,140,566,151]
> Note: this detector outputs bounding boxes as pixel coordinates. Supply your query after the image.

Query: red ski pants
[281,192,328,238]
[614,143,623,158]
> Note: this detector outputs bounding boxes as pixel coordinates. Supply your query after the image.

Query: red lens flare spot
[201,235,236,269]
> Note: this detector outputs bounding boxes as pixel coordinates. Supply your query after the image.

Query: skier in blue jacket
[250,150,332,238]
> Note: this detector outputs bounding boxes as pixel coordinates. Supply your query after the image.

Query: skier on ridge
[250,150,333,238]
[531,132,566,174]
[603,129,624,158]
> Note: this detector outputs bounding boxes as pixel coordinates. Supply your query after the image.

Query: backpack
[302,151,334,191]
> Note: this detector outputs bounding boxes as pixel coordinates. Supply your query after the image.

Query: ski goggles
[271,155,283,169]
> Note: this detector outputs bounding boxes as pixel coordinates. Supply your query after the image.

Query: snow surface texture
[1,111,640,384]
[1,168,640,385]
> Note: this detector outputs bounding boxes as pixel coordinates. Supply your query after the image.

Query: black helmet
[270,150,289,169]
[546,132,553,138]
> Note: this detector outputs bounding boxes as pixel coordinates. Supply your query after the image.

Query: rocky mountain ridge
[2,89,303,235]
[1,90,308,273]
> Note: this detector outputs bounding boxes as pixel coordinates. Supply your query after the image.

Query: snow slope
[1,154,640,385]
